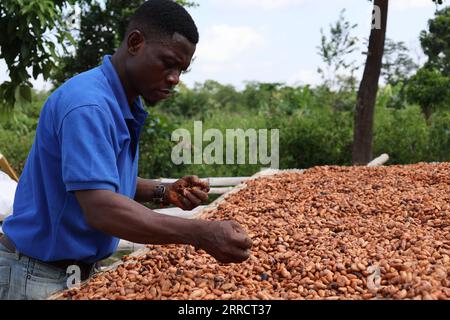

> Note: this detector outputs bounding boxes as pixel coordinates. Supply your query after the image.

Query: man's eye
[164,60,176,69]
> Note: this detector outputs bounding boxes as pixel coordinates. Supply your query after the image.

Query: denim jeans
[0,242,69,300]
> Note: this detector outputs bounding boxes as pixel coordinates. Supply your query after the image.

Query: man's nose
[167,70,180,86]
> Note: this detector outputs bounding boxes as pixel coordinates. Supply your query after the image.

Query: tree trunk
[352,0,389,165]
[423,105,433,124]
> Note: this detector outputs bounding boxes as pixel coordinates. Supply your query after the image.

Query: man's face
[126,32,196,105]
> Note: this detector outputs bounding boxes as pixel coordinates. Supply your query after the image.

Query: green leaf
[42,63,53,80]
[14,85,32,105]
[18,69,29,82]
[65,32,76,45]
[20,44,30,60]
[20,85,32,102]
[47,41,57,59]
[14,86,23,105]
[37,2,45,14]
[37,11,46,29]
[7,19,16,34]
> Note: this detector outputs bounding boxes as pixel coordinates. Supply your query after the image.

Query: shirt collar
[100,55,148,125]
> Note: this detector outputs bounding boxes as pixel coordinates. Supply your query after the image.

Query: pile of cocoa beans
[64,163,449,300]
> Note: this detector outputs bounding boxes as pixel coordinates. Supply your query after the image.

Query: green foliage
[157,81,316,118]
[171,111,271,178]
[0,93,44,173]
[428,111,450,161]
[373,105,430,164]
[312,85,357,112]
[142,83,450,177]
[277,109,354,169]
[0,0,79,109]
[157,82,218,119]
[406,67,450,120]
[420,6,450,75]
[138,108,180,178]
[412,5,450,120]
[1,84,449,179]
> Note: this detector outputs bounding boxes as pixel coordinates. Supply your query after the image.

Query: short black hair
[126,0,199,44]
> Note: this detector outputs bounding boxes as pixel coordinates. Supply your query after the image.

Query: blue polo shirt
[3,55,148,263]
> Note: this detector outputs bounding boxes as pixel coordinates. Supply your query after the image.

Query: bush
[166,110,271,178]
[427,111,450,162]
[1,84,449,180]
[0,95,43,174]
[373,105,430,164]
[138,109,181,179]
[277,108,353,169]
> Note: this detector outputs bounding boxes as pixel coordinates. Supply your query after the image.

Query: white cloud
[196,24,265,63]
[211,0,309,11]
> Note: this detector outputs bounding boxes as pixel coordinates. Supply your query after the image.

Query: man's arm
[75,189,252,263]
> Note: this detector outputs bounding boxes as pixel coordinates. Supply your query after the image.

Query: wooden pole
[0,154,19,182]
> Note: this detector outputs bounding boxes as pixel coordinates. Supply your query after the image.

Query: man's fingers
[227,221,252,250]
[189,188,209,203]
[230,220,245,233]
[184,175,200,185]
[199,182,210,193]
[232,232,253,250]
[235,249,251,262]
[174,179,189,189]
[184,175,210,192]
[176,193,194,210]
[222,249,251,263]
[183,190,202,208]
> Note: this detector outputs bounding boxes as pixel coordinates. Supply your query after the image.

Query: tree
[406,67,450,120]
[317,9,359,91]
[352,0,444,165]
[0,0,79,110]
[51,0,197,86]
[405,6,450,121]
[352,0,389,165]
[420,6,450,75]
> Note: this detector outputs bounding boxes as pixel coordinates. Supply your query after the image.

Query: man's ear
[127,30,145,55]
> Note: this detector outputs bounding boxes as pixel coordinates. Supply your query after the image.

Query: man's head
[119,0,199,105]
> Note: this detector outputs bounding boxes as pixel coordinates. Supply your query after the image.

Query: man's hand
[165,175,210,210]
[197,220,253,263]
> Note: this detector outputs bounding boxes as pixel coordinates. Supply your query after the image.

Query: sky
[0,0,441,91]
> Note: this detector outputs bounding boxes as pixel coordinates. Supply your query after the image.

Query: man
[0,0,252,300]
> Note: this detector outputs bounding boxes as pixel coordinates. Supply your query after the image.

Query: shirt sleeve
[59,105,120,193]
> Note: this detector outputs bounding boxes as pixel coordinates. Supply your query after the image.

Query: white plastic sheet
[0,170,17,221]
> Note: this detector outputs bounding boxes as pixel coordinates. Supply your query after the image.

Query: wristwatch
[153,184,166,205]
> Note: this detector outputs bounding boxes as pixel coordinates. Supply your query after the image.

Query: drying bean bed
[63,163,450,300]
